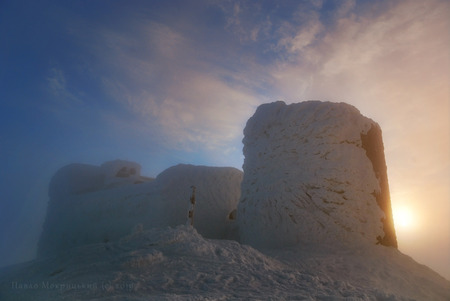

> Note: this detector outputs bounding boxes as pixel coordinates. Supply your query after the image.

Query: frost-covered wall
[38,161,242,256]
[237,101,397,248]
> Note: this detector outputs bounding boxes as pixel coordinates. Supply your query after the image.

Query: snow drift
[38,161,243,256]
[2,226,449,300]
[238,101,397,248]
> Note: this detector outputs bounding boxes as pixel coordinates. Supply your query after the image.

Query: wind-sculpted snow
[1,226,449,300]
[38,162,242,256]
[238,101,397,248]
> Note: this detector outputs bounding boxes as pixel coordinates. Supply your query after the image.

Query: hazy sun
[393,207,414,228]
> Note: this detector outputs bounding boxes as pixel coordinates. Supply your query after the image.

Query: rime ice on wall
[237,101,397,249]
[38,162,242,256]
[101,159,143,187]
[48,160,145,199]
[154,164,242,239]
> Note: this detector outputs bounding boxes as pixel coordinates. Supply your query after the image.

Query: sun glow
[393,206,414,229]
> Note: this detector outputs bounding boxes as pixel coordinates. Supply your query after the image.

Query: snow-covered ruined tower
[237,101,397,249]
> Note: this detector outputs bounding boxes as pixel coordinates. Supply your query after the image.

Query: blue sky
[1,0,449,278]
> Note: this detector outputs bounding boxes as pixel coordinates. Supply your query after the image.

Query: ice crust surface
[38,162,243,256]
[238,101,397,248]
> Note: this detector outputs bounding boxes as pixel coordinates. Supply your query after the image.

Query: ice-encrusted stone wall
[38,162,242,256]
[237,101,397,248]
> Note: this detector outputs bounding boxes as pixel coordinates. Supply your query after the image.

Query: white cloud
[277,12,323,54]
[83,19,261,153]
[127,72,259,151]
[46,68,81,106]
[218,0,271,43]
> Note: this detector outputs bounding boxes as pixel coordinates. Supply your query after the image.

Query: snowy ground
[1,226,449,300]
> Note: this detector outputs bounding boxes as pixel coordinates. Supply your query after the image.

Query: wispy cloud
[71,17,261,153]
[266,0,449,159]
[217,0,271,43]
[46,68,82,106]
[47,0,449,169]
[56,0,447,175]
[113,72,260,151]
